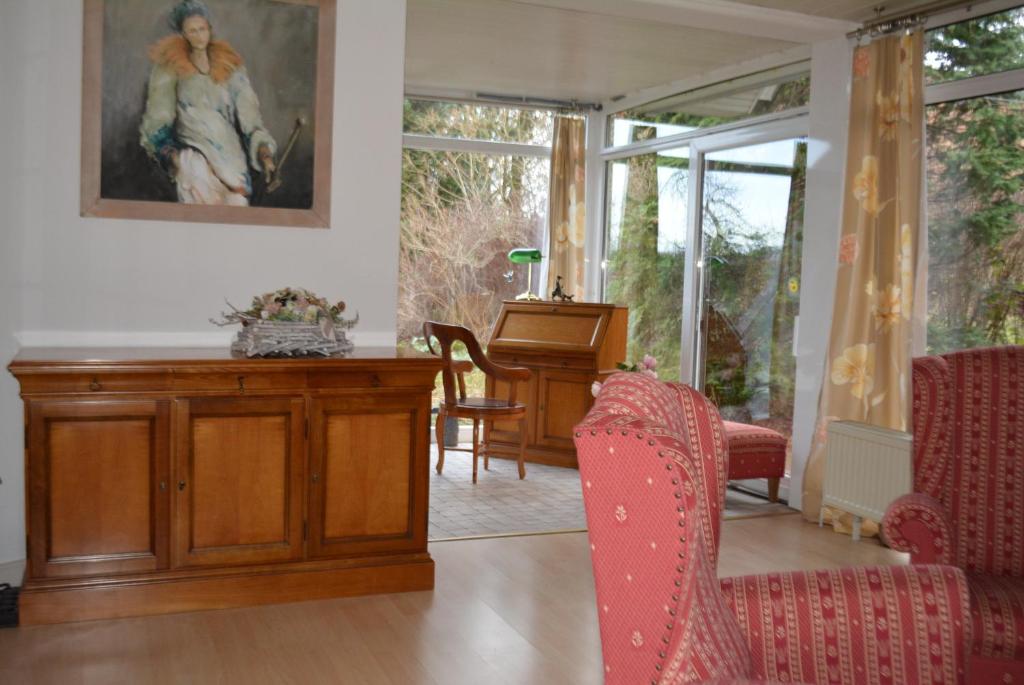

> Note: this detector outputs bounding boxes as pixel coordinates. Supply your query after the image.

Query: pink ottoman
[722,420,787,502]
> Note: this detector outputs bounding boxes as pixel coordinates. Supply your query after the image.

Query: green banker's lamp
[508,248,543,301]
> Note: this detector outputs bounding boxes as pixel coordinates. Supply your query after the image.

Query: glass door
[696,137,807,440]
[603,145,690,381]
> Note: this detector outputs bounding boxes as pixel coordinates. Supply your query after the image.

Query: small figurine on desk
[551,276,575,302]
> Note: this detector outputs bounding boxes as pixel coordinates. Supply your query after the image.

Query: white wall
[0,0,409,569]
[787,37,853,510]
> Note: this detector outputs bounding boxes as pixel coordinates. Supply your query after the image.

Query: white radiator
[821,421,912,541]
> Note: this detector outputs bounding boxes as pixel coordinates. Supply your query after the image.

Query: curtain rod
[847,0,976,39]
[474,92,603,113]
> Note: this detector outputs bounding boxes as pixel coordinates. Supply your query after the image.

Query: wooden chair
[423,321,530,483]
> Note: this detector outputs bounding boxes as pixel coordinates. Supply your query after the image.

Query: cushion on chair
[722,421,787,480]
[968,574,1024,662]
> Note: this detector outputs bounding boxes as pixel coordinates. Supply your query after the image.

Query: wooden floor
[0,514,906,684]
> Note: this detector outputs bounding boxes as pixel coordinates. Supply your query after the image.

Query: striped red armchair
[882,346,1024,684]
[576,372,969,684]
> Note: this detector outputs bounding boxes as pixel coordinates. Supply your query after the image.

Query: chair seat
[722,421,786,480]
[968,574,1024,661]
[453,397,526,410]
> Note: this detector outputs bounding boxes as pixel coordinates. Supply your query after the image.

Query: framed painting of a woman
[81,0,335,228]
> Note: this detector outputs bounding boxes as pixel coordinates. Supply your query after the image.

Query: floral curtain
[547,115,587,299]
[801,32,924,530]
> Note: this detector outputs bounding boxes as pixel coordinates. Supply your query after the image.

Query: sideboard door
[308,395,429,558]
[27,400,170,579]
[173,397,305,567]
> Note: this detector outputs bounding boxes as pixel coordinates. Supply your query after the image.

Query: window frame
[397,97,556,343]
[920,1,1024,352]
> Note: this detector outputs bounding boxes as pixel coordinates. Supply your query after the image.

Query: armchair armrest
[882,493,955,564]
[721,564,970,684]
[477,357,531,383]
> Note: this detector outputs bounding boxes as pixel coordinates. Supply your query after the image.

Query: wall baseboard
[0,559,24,586]
[14,330,397,348]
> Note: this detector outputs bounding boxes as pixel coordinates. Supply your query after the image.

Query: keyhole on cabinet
[89,378,102,392]
[178,480,186,491]
[237,376,245,393]
[312,473,320,483]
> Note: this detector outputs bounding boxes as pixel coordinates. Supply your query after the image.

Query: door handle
[178,480,186,491]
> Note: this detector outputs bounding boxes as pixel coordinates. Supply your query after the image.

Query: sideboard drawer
[15,372,172,395]
[171,371,308,393]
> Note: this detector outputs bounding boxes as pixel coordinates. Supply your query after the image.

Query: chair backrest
[915,346,1024,575]
[574,373,750,683]
[423,321,484,407]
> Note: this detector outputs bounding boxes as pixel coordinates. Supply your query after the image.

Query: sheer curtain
[801,31,924,531]
[546,115,586,299]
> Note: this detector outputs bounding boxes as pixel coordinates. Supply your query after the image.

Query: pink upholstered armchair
[576,373,969,684]
[882,346,1024,684]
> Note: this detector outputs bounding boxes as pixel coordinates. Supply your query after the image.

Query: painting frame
[80,0,335,228]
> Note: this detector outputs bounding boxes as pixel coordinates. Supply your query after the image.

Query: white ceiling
[404,0,936,104]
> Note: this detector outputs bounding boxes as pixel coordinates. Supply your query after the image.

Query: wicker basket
[231,319,354,358]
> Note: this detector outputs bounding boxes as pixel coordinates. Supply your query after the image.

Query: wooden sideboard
[484,301,627,468]
[8,347,441,625]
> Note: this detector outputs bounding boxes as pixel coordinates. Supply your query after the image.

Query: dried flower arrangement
[212,287,358,357]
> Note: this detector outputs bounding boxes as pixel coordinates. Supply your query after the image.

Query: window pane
[926,7,1024,84]
[608,69,809,147]
[700,138,807,438]
[926,89,1024,353]
[398,149,549,350]
[404,99,554,145]
[603,147,689,381]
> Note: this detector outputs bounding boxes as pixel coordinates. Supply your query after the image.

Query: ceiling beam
[502,0,861,43]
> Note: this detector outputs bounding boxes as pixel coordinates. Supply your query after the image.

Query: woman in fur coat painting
[140,0,277,206]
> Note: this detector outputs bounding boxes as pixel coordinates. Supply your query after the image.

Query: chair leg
[517,416,527,480]
[767,477,780,503]
[483,423,489,471]
[472,418,480,484]
[435,410,446,475]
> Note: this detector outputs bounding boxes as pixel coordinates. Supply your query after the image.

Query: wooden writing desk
[8,347,440,624]
[484,301,627,468]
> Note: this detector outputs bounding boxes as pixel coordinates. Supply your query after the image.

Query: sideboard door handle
[89,378,102,392]
[159,481,167,492]
[312,473,319,483]
[178,480,187,491]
